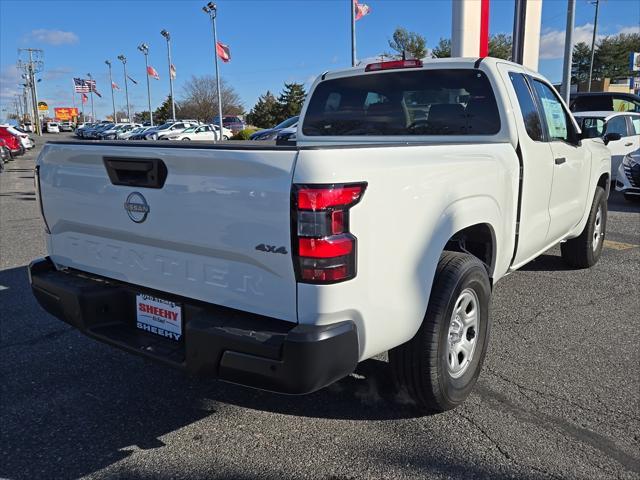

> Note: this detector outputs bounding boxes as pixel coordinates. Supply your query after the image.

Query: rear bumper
[28,257,358,394]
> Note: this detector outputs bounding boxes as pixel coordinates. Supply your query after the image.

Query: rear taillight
[34,166,51,234]
[292,183,366,284]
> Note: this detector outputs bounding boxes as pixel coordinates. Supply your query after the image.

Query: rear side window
[302,69,500,136]
[631,117,640,135]
[579,117,605,138]
[509,73,543,141]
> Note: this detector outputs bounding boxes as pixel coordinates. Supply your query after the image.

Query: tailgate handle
[103,157,167,189]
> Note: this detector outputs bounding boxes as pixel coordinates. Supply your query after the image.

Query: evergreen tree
[594,33,640,81]
[276,83,306,124]
[388,27,427,59]
[246,91,279,128]
[431,38,451,58]
[571,42,592,83]
[153,96,174,124]
[488,34,512,60]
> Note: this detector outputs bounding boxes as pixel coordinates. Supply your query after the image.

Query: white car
[30,57,611,412]
[1,124,35,149]
[99,123,141,140]
[166,124,232,141]
[615,148,640,202]
[573,111,640,179]
[46,122,60,133]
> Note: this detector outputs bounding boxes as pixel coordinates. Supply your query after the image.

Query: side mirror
[603,132,622,145]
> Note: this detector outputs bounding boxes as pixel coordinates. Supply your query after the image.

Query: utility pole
[18,48,44,136]
[105,60,117,123]
[587,0,600,92]
[160,30,176,121]
[137,44,153,126]
[202,3,224,141]
[560,0,576,103]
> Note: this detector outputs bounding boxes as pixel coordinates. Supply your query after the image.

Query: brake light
[293,183,366,284]
[365,59,423,72]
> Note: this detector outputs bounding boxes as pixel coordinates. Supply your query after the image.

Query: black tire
[389,251,492,413]
[561,186,606,268]
[623,193,640,203]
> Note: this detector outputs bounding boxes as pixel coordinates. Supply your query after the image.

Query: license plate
[136,294,182,341]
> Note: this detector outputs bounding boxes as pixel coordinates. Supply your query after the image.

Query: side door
[497,65,556,265]
[196,125,215,141]
[530,79,591,243]
[604,115,635,174]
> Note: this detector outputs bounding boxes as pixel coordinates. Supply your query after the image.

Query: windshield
[275,116,299,129]
[576,117,605,138]
[157,123,172,130]
[303,69,500,136]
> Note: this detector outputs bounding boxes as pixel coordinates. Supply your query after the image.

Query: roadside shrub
[232,128,258,140]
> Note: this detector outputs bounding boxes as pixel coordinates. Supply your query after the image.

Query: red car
[0,127,24,156]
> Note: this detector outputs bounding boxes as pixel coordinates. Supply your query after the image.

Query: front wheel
[561,186,607,268]
[389,251,492,413]
[223,135,230,141]
[181,138,191,141]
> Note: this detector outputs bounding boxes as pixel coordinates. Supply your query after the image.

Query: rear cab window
[302,69,501,136]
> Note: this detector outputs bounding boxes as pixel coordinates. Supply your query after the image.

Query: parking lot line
[603,239,638,251]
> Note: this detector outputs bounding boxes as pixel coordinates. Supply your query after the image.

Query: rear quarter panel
[294,143,519,360]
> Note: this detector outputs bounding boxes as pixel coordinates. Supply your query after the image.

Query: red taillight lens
[365,59,423,72]
[293,183,366,284]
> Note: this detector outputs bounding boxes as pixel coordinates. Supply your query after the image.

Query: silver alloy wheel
[592,205,603,251]
[447,288,479,378]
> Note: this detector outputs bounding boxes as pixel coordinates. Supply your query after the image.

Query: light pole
[202,2,224,141]
[137,43,153,126]
[87,72,95,122]
[587,0,600,92]
[105,60,117,122]
[160,29,176,121]
[117,55,131,121]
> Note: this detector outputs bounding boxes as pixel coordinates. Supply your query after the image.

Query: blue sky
[1,0,639,120]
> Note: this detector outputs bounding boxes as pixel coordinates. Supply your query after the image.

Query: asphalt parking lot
[1,134,639,480]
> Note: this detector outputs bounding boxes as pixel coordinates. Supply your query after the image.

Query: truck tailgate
[37,143,299,322]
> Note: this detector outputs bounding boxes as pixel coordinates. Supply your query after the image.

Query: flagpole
[105,60,117,123]
[87,73,95,122]
[71,80,76,123]
[351,0,356,67]
[160,30,176,121]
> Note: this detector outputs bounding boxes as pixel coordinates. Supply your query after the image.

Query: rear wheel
[389,251,491,413]
[223,135,230,141]
[181,138,191,141]
[561,186,606,268]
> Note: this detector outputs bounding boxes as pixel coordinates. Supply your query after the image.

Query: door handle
[624,142,633,146]
[555,157,566,165]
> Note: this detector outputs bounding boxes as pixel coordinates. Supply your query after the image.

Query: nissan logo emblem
[124,192,150,223]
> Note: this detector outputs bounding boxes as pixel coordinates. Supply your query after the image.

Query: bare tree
[179,75,243,122]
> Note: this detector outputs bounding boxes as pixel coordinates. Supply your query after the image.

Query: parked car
[0,127,24,156]
[99,123,141,140]
[165,124,232,141]
[149,121,199,140]
[75,122,95,138]
[85,123,115,139]
[250,116,299,140]
[570,92,640,113]
[214,116,245,133]
[59,121,74,132]
[573,111,640,178]
[275,125,297,145]
[1,124,35,150]
[119,126,152,140]
[22,121,34,132]
[0,138,13,162]
[30,57,612,412]
[616,148,640,202]
[45,122,60,133]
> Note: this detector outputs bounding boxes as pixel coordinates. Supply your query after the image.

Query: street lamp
[202,2,224,141]
[137,43,153,126]
[117,54,131,122]
[160,29,176,121]
[105,60,117,122]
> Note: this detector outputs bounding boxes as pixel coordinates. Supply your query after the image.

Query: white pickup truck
[30,57,611,412]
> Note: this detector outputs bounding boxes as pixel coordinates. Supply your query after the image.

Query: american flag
[73,78,90,93]
[86,79,102,98]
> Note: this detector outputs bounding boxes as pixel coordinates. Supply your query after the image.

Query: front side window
[605,116,629,136]
[578,117,606,138]
[509,73,543,141]
[532,80,569,142]
[302,69,501,136]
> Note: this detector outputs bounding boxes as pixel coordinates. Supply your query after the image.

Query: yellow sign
[38,101,48,111]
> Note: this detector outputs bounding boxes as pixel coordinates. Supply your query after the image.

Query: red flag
[147,66,160,80]
[111,81,120,90]
[354,0,371,21]
[216,41,231,63]
[170,64,176,80]
[81,93,88,104]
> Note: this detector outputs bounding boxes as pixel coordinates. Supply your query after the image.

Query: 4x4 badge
[255,244,287,254]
